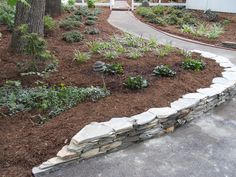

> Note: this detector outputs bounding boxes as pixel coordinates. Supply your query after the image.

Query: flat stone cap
[129,111,156,125]
[71,122,114,145]
[102,118,133,133]
[148,107,177,119]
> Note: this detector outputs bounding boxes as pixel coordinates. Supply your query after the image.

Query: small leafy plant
[87,0,95,8]
[62,31,84,43]
[59,19,82,30]
[85,19,96,26]
[182,59,206,71]
[153,65,176,77]
[44,15,57,33]
[84,27,100,35]
[103,63,124,75]
[73,50,90,63]
[124,76,148,90]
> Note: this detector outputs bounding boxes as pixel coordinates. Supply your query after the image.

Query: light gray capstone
[182,93,207,100]
[190,49,203,54]
[102,118,133,133]
[148,107,177,119]
[212,77,236,87]
[210,84,231,92]
[224,67,236,72]
[212,56,230,63]
[219,62,235,68]
[70,122,115,146]
[197,87,225,97]
[129,111,156,125]
[170,98,199,111]
[222,71,236,81]
[200,51,217,59]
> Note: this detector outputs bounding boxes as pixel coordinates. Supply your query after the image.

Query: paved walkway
[108,11,236,61]
[36,11,236,177]
[112,1,130,10]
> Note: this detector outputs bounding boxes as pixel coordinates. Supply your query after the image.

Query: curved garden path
[36,11,236,177]
[108,11,236,62]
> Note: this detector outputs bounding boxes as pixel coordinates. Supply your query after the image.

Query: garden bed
[0,7,223,177]
[135,6,236,47]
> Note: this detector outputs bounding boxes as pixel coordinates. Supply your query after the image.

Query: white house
[186,0,236,13]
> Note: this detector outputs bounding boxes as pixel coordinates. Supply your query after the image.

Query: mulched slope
[135,10,236,46]
[0,8,222,177]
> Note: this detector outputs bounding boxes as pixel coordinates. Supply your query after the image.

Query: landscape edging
[32,50,236,176]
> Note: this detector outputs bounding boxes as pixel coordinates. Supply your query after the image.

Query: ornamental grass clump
[182,58,206,71]
[73,50,91,63]
[153,65,176,77]
[124,76,148,90]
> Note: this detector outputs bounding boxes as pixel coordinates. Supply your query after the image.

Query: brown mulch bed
[0,7,223,177]
[135,9,236,47]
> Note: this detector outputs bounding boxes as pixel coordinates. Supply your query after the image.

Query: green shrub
[62,31,84,43]
[44,15,57,33]
[104,63,124,75]
[68,0,76,6]
[84,27,100,35]
[0,81,109,122]
[152,5,165,15]
[124,76,148,90]
[62,4,77,13]
[0,2,15,30]
[66,14,83,21]
[221,19,230,26]
[149,17,166,26]
[136,7,155,18]
[73,50,90,63]
[85,19,96,26]
[166,14,178,25]
[22,33,46,57]
[75,7,89,16]
[182,59,206,71]
[87,0,96,8]
[153,65,176,77]
[87,15,98,21]
[59,19,82,30]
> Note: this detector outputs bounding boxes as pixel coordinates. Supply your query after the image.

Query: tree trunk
[46,0,61,17]
[10,0,46,53]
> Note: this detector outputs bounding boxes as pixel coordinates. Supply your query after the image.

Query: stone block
[57,145,79,160]
[129,111,156,126]
[70,122,115,145]
[148,107,177,119]
[102,117,133,133]
[100,141,122,153]
[171,98,199,111]
[81,148,100,159]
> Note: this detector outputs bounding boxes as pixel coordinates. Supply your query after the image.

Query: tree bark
[46,0,61,17]
[10,0,46,53]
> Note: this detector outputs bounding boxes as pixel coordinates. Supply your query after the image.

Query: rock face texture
[33,51,236,177]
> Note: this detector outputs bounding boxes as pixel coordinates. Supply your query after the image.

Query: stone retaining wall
[33,50,236,176]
